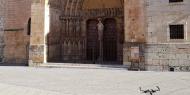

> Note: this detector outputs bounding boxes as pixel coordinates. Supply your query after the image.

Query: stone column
[29,0,49,66]
[123,0,146,67]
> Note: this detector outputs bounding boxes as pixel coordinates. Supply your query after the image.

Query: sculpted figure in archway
[97,18,104,63]
[97,18,104,41]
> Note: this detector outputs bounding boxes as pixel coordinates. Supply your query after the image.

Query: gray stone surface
[0,66,189,95]
[0,0,5,63]
[144,0,190,71]
[145,44,190,71]
[0,17,4,60]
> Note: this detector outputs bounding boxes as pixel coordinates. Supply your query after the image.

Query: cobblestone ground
[0,66,189,95]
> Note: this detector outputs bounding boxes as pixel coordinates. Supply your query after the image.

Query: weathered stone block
[29,45,44,63]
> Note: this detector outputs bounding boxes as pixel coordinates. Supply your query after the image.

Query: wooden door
[86,19,99,61]
[103,18,117,61]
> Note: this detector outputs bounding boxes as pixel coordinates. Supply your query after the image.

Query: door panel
[86,19,99,61]
[103,18,117,61]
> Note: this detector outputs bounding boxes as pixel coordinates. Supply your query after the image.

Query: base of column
[28,60,43,67]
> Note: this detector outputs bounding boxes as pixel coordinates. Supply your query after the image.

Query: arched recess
[30,0,147,68]
[45,0,124,64]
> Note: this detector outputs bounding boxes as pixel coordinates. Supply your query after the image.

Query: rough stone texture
[29,0,46,65]
[0,0,6,63]
[146,0,190,43]
[83,0,122,9]
[123,0,146,67]
[124,0,146,42]
[145,0,190,71]
[145,44,190,71]
[3,0,31,64]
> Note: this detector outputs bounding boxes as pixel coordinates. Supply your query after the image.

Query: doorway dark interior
[103,18,117,62]
[86,19,99,61]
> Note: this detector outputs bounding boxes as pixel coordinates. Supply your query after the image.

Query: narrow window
[169,24,184,39]
[27,18,31,35]
[169,0,183,3]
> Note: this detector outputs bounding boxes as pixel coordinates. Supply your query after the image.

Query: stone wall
[124,0,146,42]
[3,0,31,64]
[29,0,46,65]
[123,0,146,68]
[145,0,190,71]
[145,44,190,71]
[0,0,6,63]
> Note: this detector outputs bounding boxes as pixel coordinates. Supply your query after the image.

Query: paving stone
[0,67,189,95]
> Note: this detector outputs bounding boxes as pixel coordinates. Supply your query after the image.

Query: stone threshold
[40,63,129,70]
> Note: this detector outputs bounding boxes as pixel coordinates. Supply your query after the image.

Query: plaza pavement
[0,66,189,95]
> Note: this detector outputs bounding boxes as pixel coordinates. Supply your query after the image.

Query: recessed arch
[47,0,124,64]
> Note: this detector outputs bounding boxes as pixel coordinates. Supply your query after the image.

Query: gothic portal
[47,0,124,64]
[2,0,190,71]
[28,0,148,68]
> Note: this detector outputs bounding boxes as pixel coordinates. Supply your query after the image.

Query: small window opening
[169,0,183,3]
[27,18,31,35]
[169,24,184,39]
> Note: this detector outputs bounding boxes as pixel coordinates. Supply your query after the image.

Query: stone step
[40,63,129,70]
[128,67,141,71]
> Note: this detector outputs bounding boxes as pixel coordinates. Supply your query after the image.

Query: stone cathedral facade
[0,0,190,71]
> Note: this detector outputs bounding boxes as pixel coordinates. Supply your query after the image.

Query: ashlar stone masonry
[1,0,190,71]
[0,0,6,63]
